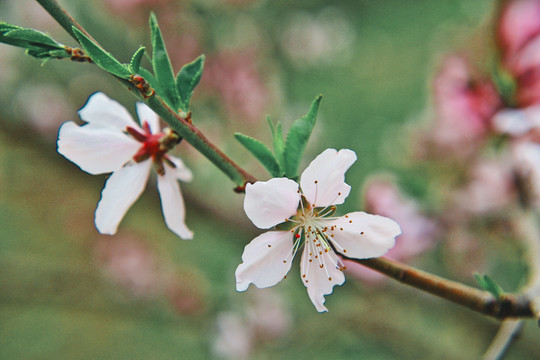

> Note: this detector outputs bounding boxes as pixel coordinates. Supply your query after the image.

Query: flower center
[126,121,181,175]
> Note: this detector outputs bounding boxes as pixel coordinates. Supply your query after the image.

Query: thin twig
[483,320,524,360]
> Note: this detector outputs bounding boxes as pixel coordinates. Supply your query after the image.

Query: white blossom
[57,92,192,239]
[235,149,401,312]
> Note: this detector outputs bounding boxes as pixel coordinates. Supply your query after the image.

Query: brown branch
[351,257,537,319]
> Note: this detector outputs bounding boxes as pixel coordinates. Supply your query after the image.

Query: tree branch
[35,0,256,188]
[350,257,537,319]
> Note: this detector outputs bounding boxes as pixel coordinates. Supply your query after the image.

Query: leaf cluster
[71,14,204,113]
[0,22,68,62]
[235,95,322,180]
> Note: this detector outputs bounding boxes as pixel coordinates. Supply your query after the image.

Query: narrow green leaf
[72,27,131,79]
[267,116,285,174]
[474,273,504,298]
[234,133,281,177]
[129,46,146,74]
[176,54,205,111]
[150,13,179,109]
[4,28,62,49]
[283,95,322,178]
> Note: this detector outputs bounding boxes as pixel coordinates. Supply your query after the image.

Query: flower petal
[244,178,300,229]
[166,155,193,182]
[57,121,140,175]
[95,160,152,234]
[157,167,193,239]
[299,245,345,312]
[136,102,161,134]
[300,148,357,207]
[236,231,294,291]
[492,106,540,136]
[78,92,140,131]
[326,211,401,259]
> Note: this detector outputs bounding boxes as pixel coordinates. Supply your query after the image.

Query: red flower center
[126,121,180,175]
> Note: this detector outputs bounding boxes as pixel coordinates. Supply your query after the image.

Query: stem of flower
[35,0,96,42]
[350,256,537,319]
[35,0,256,188]
[145,96,257,186]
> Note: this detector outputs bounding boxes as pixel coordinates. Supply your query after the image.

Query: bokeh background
[1,0,538,359]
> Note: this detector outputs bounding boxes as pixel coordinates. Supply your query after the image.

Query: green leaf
[234,133,281,177]
[4,28,62,49]
[474,273,504,298]
[267,116,285,173]
[149,13,179,109]
[72,27,131,79]
[129,46,146,74]
[283,95,322,179]
[176,54,205,111]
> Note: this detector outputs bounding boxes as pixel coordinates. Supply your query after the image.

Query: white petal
[299,245,345,312]
[136,102,161,134]
[57,122,141,175]
[78,92,140,132]
[166,155,193,182]
[300,149,357,207]
[326,212,401,259]
[95,160,152,234]
[157,168,193,239]
[493,109,532,136]
[235,231,294,291]
[244,178,300,229]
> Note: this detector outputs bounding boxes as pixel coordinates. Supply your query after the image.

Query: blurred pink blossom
[15,84,74,137]
[204,50,268,122]
[94,234,161,297]
[213,290,290,359]
[497,0,540,106]
[345,179,438,283]
[420,55,501,156]
[497,0,540,62]
[454,158,515,214]
[493,104,540,207]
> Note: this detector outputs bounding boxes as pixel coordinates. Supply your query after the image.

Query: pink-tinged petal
[326,211,401,259]
[235,231,294,291]
[244,178,300,229]
[57,121,140,175]
[492,108,532,136]
[78,92,140,131]
[157,168,193,239]
[493,105,540,136]
[136,102,160,134]
[299,246,345,312]
[166,155,193,182]
[95,160,152,234]
[300,149,357,207]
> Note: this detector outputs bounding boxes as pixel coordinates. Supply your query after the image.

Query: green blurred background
[1,0,538,359]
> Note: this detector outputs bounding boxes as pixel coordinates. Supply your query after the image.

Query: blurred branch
[35,0,256,188]
[483,210,540,359]
[351,257,537,320]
